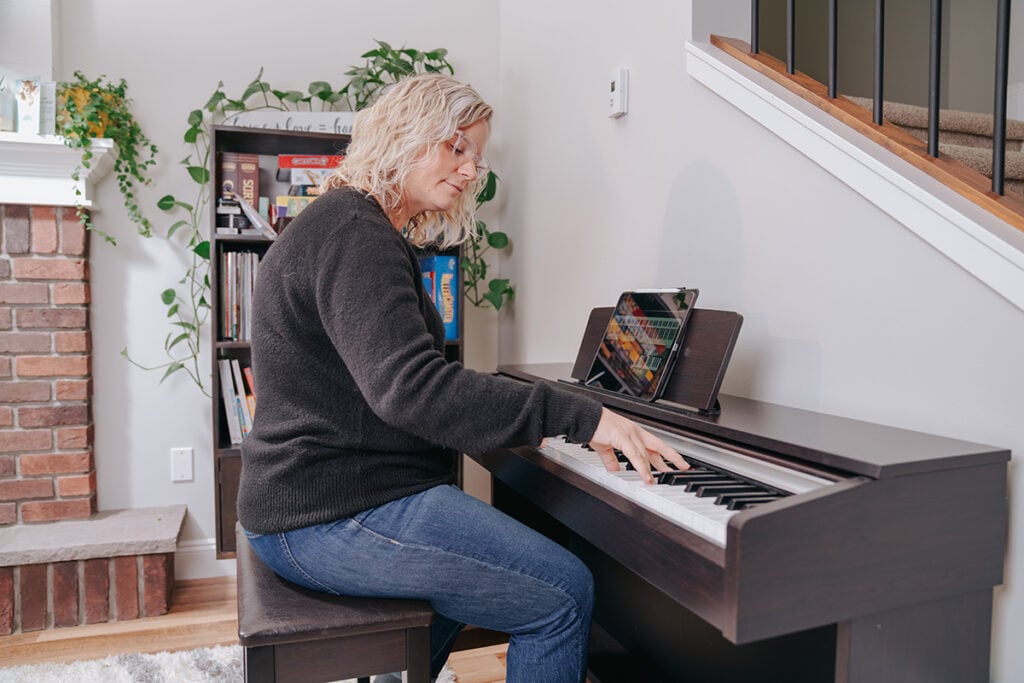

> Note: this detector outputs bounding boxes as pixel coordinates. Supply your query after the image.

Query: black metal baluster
[787,0,796,74]
[993,0,1011,195]
[828,0,838,98]
[928,0,943,157]
[874,0,885,125]
[752,0,760,53]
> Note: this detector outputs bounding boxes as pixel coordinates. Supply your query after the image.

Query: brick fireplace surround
[0,203,184,635]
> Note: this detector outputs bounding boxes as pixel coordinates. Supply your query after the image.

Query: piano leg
[835,589,993,683]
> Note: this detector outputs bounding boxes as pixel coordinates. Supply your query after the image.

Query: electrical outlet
[170,447,194,482]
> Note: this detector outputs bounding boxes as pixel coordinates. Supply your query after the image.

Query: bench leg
[244,644,276,683]
[406,625,431,683]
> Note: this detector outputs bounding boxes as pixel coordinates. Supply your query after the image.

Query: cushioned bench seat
[235,524,434,683]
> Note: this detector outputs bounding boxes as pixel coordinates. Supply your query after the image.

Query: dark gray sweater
[237,187,603,534]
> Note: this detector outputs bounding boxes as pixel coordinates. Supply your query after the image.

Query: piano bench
[235,524,434,683]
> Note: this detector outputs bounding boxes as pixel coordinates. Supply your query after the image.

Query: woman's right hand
[587,408,690,484]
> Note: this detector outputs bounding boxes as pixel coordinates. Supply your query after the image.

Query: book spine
[242,366,257,401]
[419,256,459,340]
[218,153,239,202]
[217,358,243,445]
[231,358,253,435]
[220,152,260,207]
[238,154,259,209]
[436,255,459,340]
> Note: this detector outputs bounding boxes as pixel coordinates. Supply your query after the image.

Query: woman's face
[403,119,490,219]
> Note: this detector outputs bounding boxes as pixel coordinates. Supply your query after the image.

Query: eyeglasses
[447,131,490,177]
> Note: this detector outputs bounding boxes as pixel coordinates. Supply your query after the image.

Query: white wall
[497,1,1022,680]
[55,0,499,578]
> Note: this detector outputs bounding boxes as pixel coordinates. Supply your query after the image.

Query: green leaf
[160,362,185,383]
[487,231,509,249]
[161,288,176,305]
[241,81,267,101]
[193,240,210,260]
[488,278,511,293]
[172,321,196,331]
[203,90,226,112]
[186,165,209,184]
[166,332,190,351]
[483,291,504,310]
[187,109,203,127]
[477,171,498,203]
[183,126,200,144]
[157,195,176,211]
[308,81,333,98]
[166,303,180,318]
[167,220,189,238]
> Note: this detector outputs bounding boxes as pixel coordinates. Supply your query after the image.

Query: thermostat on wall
[609,67,628,118]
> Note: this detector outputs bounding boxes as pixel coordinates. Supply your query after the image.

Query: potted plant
[57,70,158,244]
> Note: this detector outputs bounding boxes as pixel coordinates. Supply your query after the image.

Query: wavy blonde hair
[323,73,493,249]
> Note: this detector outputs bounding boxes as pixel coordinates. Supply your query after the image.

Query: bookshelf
[210,125,464,557]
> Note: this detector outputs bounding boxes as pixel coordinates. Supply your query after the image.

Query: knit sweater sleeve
[314,196,602,453]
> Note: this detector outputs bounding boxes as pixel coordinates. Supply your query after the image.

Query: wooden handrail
[711,35,1024,235]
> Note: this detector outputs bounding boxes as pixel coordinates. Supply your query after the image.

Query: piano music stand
[571,306,742,414]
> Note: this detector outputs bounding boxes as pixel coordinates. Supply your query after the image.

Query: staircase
[847,96,1024,198]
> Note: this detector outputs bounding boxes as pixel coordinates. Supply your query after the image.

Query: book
[419,255,459,340]
[242,366,257,400]
[219,251,261,341]
[231,358,253,435]
[218,358,243,445]
[219,152,260,208]
[277,154,345,168]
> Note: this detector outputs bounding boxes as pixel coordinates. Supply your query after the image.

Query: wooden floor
[0,576,509,682]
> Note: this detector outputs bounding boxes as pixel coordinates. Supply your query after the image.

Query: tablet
[583,288,698,401]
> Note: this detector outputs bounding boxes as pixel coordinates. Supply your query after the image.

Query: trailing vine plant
[57,71,158,244]
[125,41,513,393]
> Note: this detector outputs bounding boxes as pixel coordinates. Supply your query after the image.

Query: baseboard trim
[175,538,237,580]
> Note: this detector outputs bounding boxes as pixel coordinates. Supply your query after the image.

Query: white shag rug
[0,645,244,682]
[0,645,458,683]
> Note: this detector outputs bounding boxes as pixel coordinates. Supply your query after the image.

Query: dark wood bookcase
[210,125,464,557]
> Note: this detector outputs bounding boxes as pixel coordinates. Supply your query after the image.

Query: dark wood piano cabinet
[469,362,1009,683]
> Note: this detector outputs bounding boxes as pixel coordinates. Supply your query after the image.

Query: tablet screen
[584,288,698,401]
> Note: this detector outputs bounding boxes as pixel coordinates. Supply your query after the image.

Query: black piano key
[694,484,763,498]
[684,478,737,492]
[667,475,722,488]
[655,469,692,484]
[726,495,780,510]
[663,472,720,486]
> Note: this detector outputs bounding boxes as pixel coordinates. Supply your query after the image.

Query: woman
[238,73,688,683]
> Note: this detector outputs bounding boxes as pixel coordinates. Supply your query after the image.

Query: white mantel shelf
[0,132,116,208]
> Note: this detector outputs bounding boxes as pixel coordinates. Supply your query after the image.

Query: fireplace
[0,135,185,635]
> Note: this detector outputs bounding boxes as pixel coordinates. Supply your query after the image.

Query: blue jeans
[243,484,594,682]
